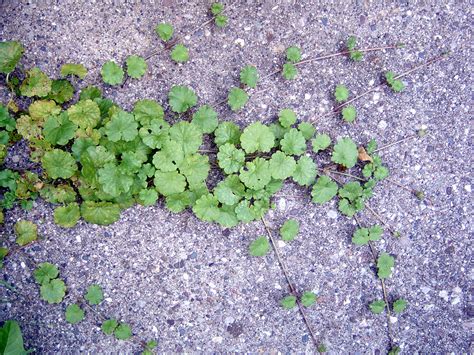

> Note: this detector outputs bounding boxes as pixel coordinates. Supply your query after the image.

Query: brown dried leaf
[358,146,373,162]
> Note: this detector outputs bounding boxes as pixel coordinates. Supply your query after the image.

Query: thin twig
[329,53,449,115]
[353,215,394,348]
[261,217,319,348]
[323,169,367,182]
[260,44,401,81]
[365,204,399,237]
[373,135,418,153]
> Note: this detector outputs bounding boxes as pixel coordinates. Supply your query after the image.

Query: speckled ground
[0,1,472,353]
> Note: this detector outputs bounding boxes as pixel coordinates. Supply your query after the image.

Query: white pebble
[464,185,471,192]
[277,198,286,211]
[439,290,449,301]
[274,283,282,290]
[373,92,381,102]
[20,262,26,269]
[234,38,245,47]
[304,93,311,100]
[451,296,461,305]
[76,236,81,243]
[212,336,223,344]
[327,210,338,219]
[278,240,286,248]
[378,120,388,129]
[182,273,189,281]
[390,316,398,324]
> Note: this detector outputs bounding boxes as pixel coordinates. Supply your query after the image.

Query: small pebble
[378,120,388,129]
[212,336,223,343]
[234,38,245,47]
[439,290,449,301]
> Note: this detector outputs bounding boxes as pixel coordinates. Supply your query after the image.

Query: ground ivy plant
[0,3,446,353]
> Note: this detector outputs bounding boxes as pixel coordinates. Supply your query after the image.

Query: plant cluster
[0,2,443,352]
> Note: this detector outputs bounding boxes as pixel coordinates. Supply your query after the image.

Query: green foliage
[311,176,338,204]
[297,122,315,139]
[239,158,271,190]
[292,156,316,186]
[114,323,132,340]
[168,85,197,113]
[40,279,66,304]
[342,105,357,123]
[312,133,331,152]
[20,67,52,97]
[227,87,249,111]
[0,41,24,73]
[334,84,349,103]
[155,23,174,41]
[286,46,301,63]
[192,105,218,133]
[346,36,363,61]
[210,2,224,15]
[385,71,405,92]
[34,262,59,284]
[133,99,164,126]
[101,61,124,85]
[102,319,119,335]
[352,225,383,245]
[43,112,77,145]
[301,291,317,307]
[240,65,258,88]
[282,63,297,80]
[249,236,270,256]
[65,304,85,324]
[215,14,228,28]
[280,219,299,242]
[105,111,138,142]
[126,55,147,79]
[67,99,100,129]
[14,220,37,246]
[85,284,104,305]
[338,181,368,217]
[171,44,189,63]
[143,340,158,355]
[269,151,296,180]
[377,253,395,279]
[0,320,29,354]
[278,108,296,128]
[42,149,77,179]
[60,63,87,79]
[217,143,245,174]
[369,300,386,314]
[332,138,358,168]
[240,122,275,153]
[280,128,306,155]
[280,295,297,309]
[48,79,74,104]
[214,121,241,146]
[80,201,121,225]
[317,343,328,353]
[54,203,80,228]
[393,299,408,313]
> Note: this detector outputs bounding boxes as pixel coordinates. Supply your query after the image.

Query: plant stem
[330,53,448,115]
[365,204,400,238]
[261,217,319,348]
[323,168,367,182]
[294,44,401,67]
[353,215,395,348]
[372,135,418,153]
[260,44,401,81]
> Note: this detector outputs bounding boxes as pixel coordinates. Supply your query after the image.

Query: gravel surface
[0,1,472,353]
